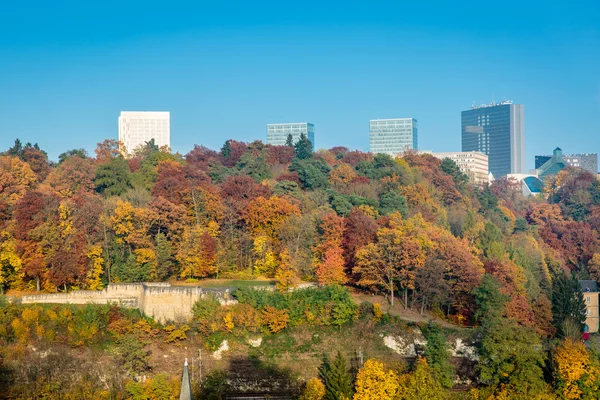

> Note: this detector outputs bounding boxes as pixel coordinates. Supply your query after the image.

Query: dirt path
[350,290,459,329]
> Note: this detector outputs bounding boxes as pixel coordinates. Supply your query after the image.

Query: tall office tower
[461,101,524,177]
[266,122,315,146]
[369,118,418,155]
[118,111,170,154]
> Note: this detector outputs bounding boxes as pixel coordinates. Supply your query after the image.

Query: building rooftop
[579,280,599,293]
[470,100,513,110]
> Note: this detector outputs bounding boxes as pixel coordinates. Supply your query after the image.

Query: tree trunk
[404,289,408,309]
[36,277,40,292]
[420,299,426,315]
[390,279,394,307]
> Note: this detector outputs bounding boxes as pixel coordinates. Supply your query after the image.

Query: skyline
[1,1,599,169]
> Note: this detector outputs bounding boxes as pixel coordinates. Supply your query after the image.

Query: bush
[359,301,374,319]
[261,306,290,333]
[234,285,357,329]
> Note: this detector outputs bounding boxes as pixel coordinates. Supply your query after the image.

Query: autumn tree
[353,359,398,400]
[398,357,447,400]
[300,378,326,400]
[354,214,426,308]
[553,338,600,399]
[177,226,217,279]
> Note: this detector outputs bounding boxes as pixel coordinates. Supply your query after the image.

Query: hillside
[1,137,600,398]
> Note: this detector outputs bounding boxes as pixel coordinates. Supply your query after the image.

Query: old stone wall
[20,283,236,323]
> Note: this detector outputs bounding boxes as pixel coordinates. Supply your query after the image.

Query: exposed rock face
[383,335,417,356]
[247,337,263,348]
[451,338,479,361]
[212,340,229,360]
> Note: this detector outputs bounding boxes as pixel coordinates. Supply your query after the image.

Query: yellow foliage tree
[0,155,37,205]
[253,235,277,276]
[275,249,299,292]
[398,357,446,400]
[224,312,234,332]
[177,225,217,279]
[300,378,326,400]
[0,231,23,292]
[86,245,104,290]
[261,306,289,333]
[554,338,600,399]
[134,248,158,280]
[353,359,399,400]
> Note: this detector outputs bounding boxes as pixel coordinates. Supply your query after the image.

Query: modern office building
[266,122,315,147]
[118,111,170,154]
[461,101,524,177]
[369,118,418,155]
[431,151,489,185]
[536,150,598,175]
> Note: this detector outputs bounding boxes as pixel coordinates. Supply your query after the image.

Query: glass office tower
[461,101,524,177]
[369,118,418,155]
[266,122,315,147]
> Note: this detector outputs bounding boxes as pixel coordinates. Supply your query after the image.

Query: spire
[180,358,193,400]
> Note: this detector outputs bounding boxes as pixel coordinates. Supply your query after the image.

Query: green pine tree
[155,233,173,280]
[285,133,294,147]
[552,272,587,337]
[294,133,313,160]
[221,140,232,159]
[319,351,353,400]
[424,322,455,389]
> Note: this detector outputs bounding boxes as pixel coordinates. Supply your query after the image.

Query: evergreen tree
[6,138,23,157]
[379,191,407,216]
[473,274,508,327]
[155,233,173,280]
[294,133,313,160]
[424,322,455,388]
[440,157,469,187]
[319,351,353,400]
[221,139,232,159]
[95,156,132,196]
[285,133,294,147]
[552,272,586,336]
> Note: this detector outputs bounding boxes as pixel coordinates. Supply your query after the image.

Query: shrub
[234,285,357,329]
[261,306,290,333]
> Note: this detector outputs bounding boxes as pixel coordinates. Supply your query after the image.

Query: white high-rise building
[369,118,418,155]
[430,151,489,185]
[266,122,315,147]
[118,111,170,154]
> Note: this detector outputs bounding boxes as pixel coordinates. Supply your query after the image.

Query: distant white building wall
[266,122,315,147]
[118,111,170,154]
[370,118,418,155]
[431,151,489,185]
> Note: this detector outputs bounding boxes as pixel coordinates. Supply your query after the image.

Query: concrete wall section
[21,283,238,323]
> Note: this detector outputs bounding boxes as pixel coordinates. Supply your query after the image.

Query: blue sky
[1,1,599,170]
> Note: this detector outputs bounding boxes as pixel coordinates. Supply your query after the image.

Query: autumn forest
[1,136,600,399]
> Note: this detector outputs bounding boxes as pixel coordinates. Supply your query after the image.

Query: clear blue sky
[1,1,599,170]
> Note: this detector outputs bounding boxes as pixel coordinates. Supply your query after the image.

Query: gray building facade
[266,122,315,147]
[461,101,524,177]
[535,152,598,175]
[369,118,418,155]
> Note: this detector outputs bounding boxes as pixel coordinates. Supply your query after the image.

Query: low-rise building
[431,151,489,185]
[579,280,599,333]
[535,148,598,177]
